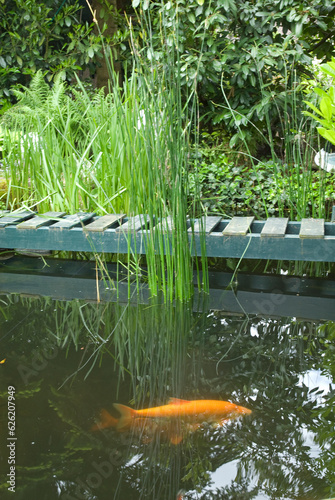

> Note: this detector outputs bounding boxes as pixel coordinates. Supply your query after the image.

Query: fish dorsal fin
[168,398,190,405]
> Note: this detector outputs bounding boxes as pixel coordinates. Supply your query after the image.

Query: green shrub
[0,0,106,107]
[189,143,335,219]
[304,58,335,146]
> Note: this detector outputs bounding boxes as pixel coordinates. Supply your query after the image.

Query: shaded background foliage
[119,0,335,130]
[2,0,335,127]
[0,0,109,108]
[1,0,335,224]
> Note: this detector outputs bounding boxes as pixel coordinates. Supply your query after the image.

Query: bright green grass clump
[0,6,206,303]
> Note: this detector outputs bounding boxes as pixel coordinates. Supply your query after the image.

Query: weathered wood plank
[188,216,222,234]
[299,218,324,239]
[17,211,67,229]
[222,216,254,236]
[0,212,335,262]
[261,217,288,237]
[0,211,35,228]
[153,216,174,232]
[49,213,95,230]
[115,214,150,233]
[84,214,124,232]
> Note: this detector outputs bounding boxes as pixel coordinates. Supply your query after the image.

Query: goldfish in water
[92,398,251,444]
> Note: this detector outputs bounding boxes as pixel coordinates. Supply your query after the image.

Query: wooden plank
[153,216,174,232]
[49,212,95,230]
[0,211,35,228]
[17,211,67,229]
[188,216,222,234]
[115,214,150,233]
[222,216,254,236]
[299,218,324,239]
[15,249,53,256]
[261,217,288,237]
[84,214,124,232]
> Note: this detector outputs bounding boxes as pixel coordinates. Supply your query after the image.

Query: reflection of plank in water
[0,257,334,321]
[0,211,334,262]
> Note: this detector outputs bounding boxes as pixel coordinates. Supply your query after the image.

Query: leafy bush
[0,0,106,107]
[189,141,335,219]
[304,58,335,146]
[123,0,335,135]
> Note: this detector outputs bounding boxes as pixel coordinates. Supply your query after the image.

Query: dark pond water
[0,291,335,500]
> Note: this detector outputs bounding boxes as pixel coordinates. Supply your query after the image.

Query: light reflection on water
[0,294,334,500]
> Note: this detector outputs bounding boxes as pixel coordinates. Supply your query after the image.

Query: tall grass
[0,3,207,302]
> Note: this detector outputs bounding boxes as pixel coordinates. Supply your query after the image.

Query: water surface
[0,293,334,500]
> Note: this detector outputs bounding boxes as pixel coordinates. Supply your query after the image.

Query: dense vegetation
[1,0,335,297]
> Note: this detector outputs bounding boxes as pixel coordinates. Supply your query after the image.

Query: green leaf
[320,97,333,121]
[197,0,204,5]
[88,47,94,58]
[187,12,196,24]
[314,88,330,99]
[304,100,324,117]
[212,59,222,72]
[317,127,335,146]
[65,16,71,27]
[0,56,6,68]
[321,63,335,79]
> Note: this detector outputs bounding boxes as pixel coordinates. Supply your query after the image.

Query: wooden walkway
[0,211,335,262]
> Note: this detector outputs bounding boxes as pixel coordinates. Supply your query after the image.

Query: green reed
[85,0,206,302]
[1,3,207,302]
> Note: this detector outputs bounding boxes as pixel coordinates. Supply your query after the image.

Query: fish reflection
[92,398,251,444]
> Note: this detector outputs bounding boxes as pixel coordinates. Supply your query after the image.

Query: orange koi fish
[114,398,251,429]
[92,398,251,444]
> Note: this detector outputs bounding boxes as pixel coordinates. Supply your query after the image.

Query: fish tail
[91,409,118,431]
[113,403,137,431]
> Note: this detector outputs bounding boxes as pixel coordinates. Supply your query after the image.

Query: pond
[0,261,335,500]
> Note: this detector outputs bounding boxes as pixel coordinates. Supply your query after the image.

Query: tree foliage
[124,0,335,130]
[0,0,106,107]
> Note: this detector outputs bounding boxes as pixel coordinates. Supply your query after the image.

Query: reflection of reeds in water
[54,298,195,402]
[3,294,333,499]
[53,298,200,499]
